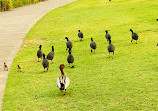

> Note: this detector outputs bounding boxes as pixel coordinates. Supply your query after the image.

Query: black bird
[67,48,74,68]
[56,64,70,95]
[4,62,8,71]
[47,46,54,63]
[157,19,158,21]
[42,54,49,72]
[17,65,21,72]
[130,29,139,44]
[37,45,43,62]
[90,38,97,53]
[108,39,115,58]
[78,30,83,41]
[105,30,111,41]
[65,37,73,50]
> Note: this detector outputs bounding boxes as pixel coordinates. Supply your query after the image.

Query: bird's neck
[60,69,65,75]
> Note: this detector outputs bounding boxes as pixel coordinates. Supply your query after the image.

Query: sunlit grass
[2,0,158,110]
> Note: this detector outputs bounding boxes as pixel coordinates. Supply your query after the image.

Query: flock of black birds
[3,27,157,94]
[34,29,141,94]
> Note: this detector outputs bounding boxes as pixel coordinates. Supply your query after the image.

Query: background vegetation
[2,0,158,110]
[0,0,46,11]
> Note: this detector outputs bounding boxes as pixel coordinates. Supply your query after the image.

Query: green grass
[2,0,158,110]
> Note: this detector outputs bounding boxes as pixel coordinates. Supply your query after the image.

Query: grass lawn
[2,0,158,110]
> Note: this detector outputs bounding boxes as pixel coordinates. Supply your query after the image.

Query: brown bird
[47,46,54,63]
[17,65,22,72]
[56,64,70,95]
[4,62,8,71]
[90,38,97,53]
[37,45,43,62]
[65,37,73,50]
[108,39,115,58]
[42,54,49,72]
[78,30,83,41]
[67,48,74,68]
[105,30,111,41]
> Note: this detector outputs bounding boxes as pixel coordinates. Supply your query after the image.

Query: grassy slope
[2,0,158,110]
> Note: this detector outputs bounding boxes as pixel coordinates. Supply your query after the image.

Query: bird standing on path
[105,30,111,41]
[78,30,83,41]
[47,46,54,64]
[108,39,115,58]
[42,54,49,72]
[4,62,8,71]
[37,45,43,62]
[56,64,70,95]
[65,37,73,51]
[90,38,97,53]
[67,48,74,68]
[130,29,139,44]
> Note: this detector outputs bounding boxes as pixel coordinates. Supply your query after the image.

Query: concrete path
[0,0,77,110]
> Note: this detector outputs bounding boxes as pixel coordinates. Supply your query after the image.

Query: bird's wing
[56,77,61,88]
[64,76,70,89]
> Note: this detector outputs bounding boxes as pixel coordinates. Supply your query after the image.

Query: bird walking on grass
[90,38,97,53]
[78,30,83,41]
[42,54,49,72]
[56,64,70,95]
[4,62,8,71]
[108,39,115,58]
[105,30,111,41]
[47,46,54,64]
[37,45,43,62]
[65,37,73,51]
[130,29,139,44]
[17,65,21,72]
[67,48,74,68]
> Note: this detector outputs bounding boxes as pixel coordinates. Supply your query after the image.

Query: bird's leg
[80,38,83,41]
[47,68,48,71]
[94,49,95,53]
[66,48,67,50]
[136,40,137,44]
[44,69,45,72]
[131,39,133,42]
[91,49,93,53]
[109,52,110,58]
[38,58,39,62]
[64,89,66,95]
[51,60,54,64]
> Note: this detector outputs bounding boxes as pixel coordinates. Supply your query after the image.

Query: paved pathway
[0,0,77,110]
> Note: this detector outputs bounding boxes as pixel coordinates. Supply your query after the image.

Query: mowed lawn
[2,0,158,110]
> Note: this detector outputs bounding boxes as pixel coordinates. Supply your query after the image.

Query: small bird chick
[4,62,8,71]
[17,65,22,72]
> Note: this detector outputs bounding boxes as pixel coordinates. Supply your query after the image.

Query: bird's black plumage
[65,37,73,50]
[78,30,83,41]
[67,48,74,68]
[105,30,111,41]
[37,45,43,62]
[42,54,49,72]
[47,46,54,63]
[130,29,139,44]
[108,39,115,58]
[90,38,97,53]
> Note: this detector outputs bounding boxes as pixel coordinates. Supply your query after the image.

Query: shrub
[0,0,13,11]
